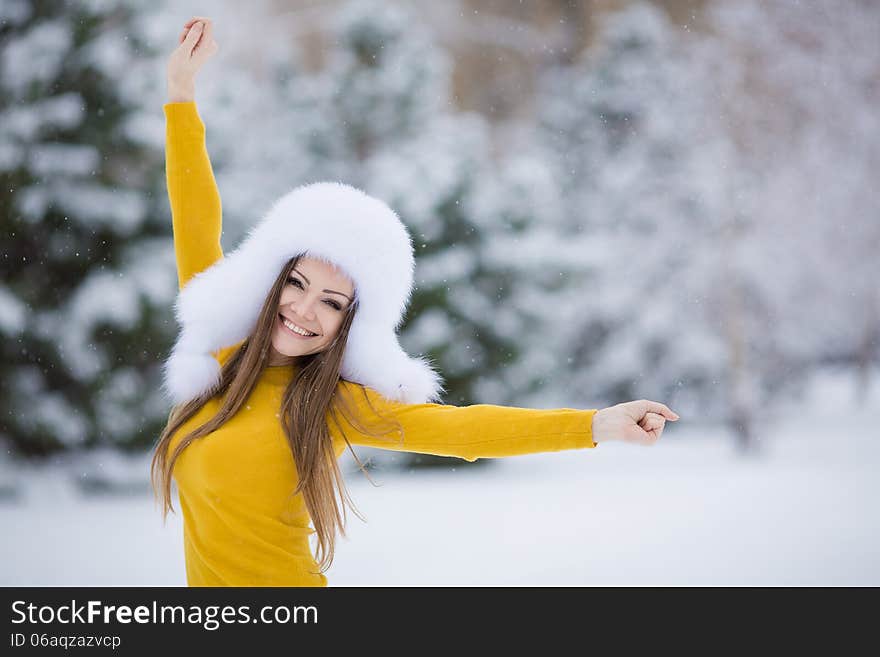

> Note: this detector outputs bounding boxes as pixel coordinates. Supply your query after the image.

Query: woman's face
[268,256,355,364]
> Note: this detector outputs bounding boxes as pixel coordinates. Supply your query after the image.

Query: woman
[152,17,680,587]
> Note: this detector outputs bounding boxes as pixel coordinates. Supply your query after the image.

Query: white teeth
[282,316,316,336]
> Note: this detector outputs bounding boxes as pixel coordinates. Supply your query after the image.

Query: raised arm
[165,17,222,291]
[329,380,599,462]
[165,101,222,290]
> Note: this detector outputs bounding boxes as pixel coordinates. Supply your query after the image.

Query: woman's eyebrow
[292,268,353,301]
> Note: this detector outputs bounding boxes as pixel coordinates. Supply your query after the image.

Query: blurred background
[1,0,878,585]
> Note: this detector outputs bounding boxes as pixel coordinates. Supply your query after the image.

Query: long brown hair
[151,253,403,574]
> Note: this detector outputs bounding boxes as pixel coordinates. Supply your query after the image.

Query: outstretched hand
[591,399,680,446]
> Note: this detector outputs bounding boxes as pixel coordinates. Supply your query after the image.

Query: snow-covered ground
[2,366,878,586]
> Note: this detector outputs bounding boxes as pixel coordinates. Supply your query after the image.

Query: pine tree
[1,0,169,456]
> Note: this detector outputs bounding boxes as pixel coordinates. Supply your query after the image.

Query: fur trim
[163,182,444,406]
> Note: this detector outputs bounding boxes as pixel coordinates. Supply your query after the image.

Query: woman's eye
[289,277,341,310]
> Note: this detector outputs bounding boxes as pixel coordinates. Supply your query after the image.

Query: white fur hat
[162,181,444,406]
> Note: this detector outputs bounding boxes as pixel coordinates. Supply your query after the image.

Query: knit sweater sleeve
[164,101,224,291]
[330,380,599,462]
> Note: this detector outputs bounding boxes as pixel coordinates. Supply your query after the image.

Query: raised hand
[167,17,219,103]
[591,399,680,446]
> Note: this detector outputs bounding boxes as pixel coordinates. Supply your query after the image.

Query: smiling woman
[151,15,675,589]
[269,257,357,366]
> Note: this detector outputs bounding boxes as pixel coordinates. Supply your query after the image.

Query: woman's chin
[270,338,307,360]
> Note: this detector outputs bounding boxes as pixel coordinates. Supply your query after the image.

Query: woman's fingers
[634,399,679,422]
[182,22,203,54]
[642,411,665,427]
[183,16,213,30]
[595,402,676,445]
[635,412,665,443]
[631,425,658,444]
[650,401,678,421]
[179,17,212,45]
[198,21,215,55]
[660,403,679,420]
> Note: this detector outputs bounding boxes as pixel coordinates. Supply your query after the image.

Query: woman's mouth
[278,314,318,339]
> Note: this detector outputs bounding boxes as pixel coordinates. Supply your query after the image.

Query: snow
[27,143,100,177]
[0,285,27,336]
[1,93,85,146]
[0,0,31,25]
[0,19,70,94]
[38,269,143,380]
[1,366,877,586]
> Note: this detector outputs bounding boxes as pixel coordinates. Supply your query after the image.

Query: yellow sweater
[163,101,599,587]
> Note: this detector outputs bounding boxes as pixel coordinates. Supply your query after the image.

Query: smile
[279,314,319,338]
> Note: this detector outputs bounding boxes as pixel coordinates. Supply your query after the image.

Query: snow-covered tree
[536,3,731,423]
[534,0,880,452]
[1,0,171,456]
[703,0,880,406]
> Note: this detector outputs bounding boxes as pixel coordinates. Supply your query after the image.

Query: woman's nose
[290,298,317,321]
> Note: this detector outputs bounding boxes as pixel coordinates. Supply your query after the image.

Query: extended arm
[330,380,598,462]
